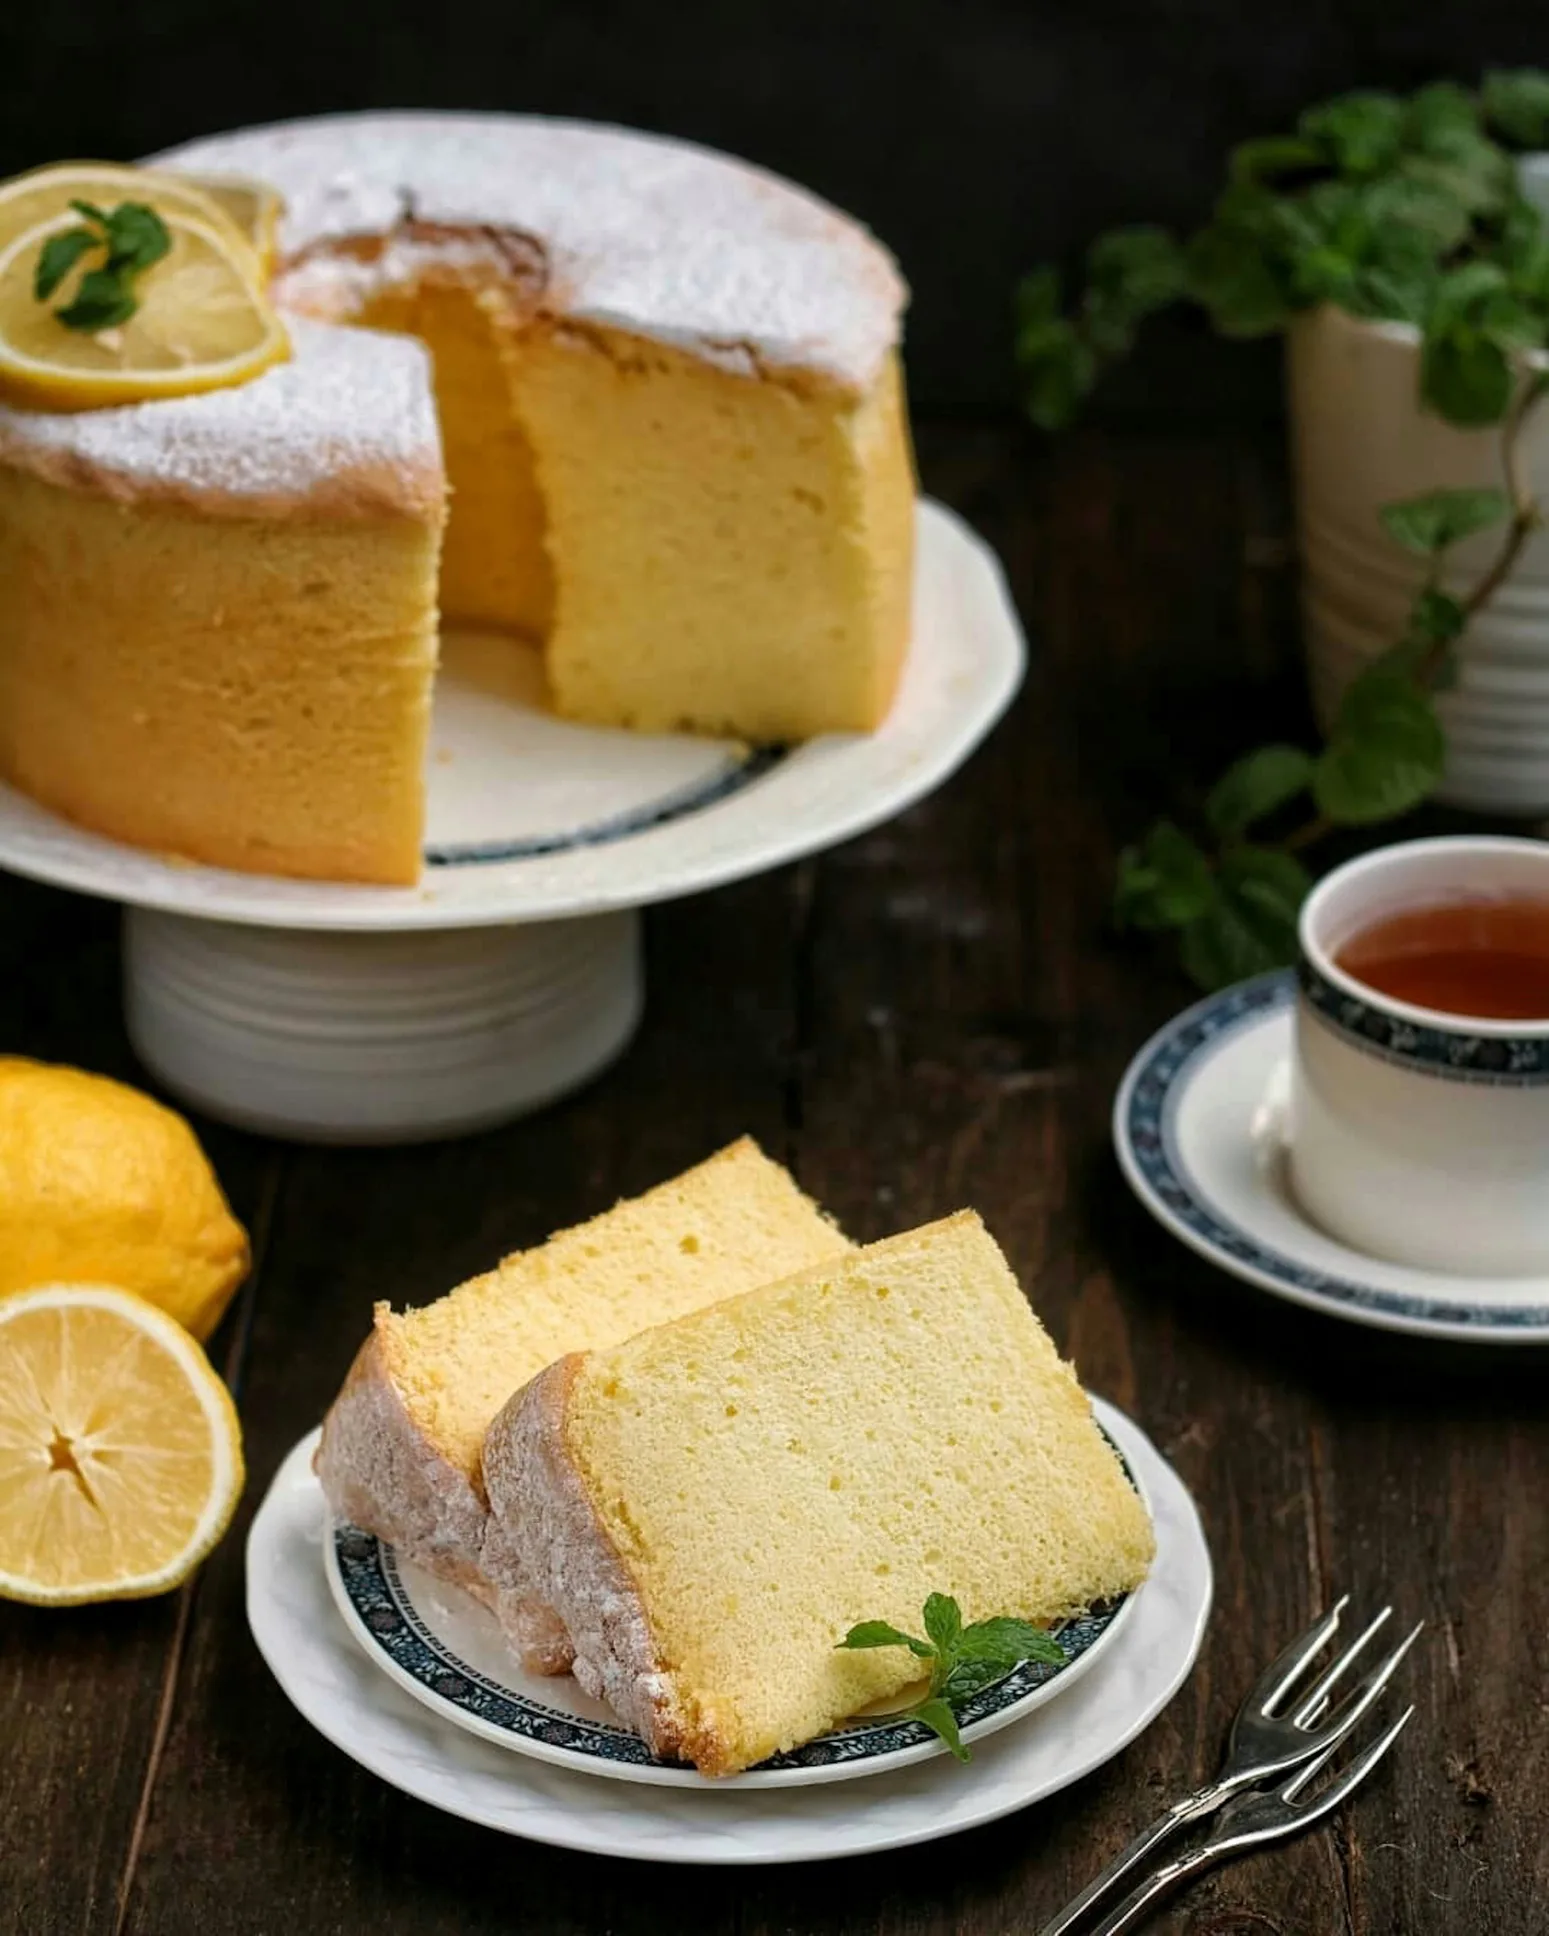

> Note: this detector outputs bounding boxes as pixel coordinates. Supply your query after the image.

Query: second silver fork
[1037,1595,1422,1936]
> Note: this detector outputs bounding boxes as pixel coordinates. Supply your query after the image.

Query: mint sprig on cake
[839,1591,1066,1762]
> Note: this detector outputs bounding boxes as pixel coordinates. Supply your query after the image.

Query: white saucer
[1114,971,1549,1344]
[246,1399,1211,1863]
[320,1426,1142,1789]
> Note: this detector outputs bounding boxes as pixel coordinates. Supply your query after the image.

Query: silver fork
[1080,1703,1415,1934]
[1037,1598,1422,1936]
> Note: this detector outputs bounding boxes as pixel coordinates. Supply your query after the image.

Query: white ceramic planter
[1288,304,1549,814]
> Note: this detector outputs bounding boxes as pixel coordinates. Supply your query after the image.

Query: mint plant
[1016,74,1549,987]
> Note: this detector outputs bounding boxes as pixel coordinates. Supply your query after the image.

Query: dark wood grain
[3,422,1545,1935]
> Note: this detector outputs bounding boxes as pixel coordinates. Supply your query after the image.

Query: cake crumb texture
[487,1211,1155,1775]
[315,1138,848,1585]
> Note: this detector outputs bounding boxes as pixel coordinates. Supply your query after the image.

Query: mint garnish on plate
[837,1591,1066,1763]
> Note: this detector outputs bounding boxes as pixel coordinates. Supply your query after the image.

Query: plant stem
[1416,369,1547,681]
[1267,370,1547,858]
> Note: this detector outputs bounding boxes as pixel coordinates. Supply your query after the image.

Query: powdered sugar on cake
[156,113,907,391]
[0,320,443,517]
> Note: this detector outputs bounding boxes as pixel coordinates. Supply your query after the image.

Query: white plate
[246,1399,1211,1863]
[1114,971,1549,1343]
[321,1434,1142,1788]
[0,498,1023,931]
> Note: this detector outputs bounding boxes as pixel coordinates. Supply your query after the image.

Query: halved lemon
[0,208,290,411]
[0,1283,244,1605]
[0,162,270,282]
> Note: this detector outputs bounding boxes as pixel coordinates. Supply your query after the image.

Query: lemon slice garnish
[183,174,284,276]
[0,161,272,283]
[0,1283,244,1605]
[0,208,290,411]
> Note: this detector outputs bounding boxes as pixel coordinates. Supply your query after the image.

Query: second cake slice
[482,1211,1155,1775]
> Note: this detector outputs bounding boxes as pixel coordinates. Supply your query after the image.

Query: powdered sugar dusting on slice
[156,112,906,390]
[0,319,442,516]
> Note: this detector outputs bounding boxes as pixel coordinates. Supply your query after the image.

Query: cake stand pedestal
[123,909,643,1143]
[0,501,1024,1143]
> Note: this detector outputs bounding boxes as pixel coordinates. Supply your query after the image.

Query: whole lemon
[0,1057,249,1342]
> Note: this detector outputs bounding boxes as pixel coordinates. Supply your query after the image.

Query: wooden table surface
[2,422,1541,1936]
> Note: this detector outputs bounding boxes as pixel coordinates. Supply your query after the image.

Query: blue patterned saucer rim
[323,1475,1143,1791]
[1113,969,1549,1344]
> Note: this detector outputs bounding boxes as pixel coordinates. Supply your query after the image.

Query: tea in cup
[1290,836,1549,1275]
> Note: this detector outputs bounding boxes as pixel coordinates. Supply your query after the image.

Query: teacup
[1289,835,1549,1276]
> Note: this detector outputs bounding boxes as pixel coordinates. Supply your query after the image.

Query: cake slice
[315,1139,846,1602]
[0,319,445,885]
[481,1211,1155,1776]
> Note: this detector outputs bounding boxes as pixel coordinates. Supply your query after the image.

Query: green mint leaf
[103,201,171,275]
[1186,222,1290,337]
[1298,91,1404,177]
[1114,821,1214,933]
[1014,265,1061,333]
[1478,291,1546,356]
[941,1659,1013,1706]
[837,1620,935,1657]
[1349,263,1434,327]
[1178,878,1293,992]
[1367,173,1472,253]
[41,202,172,335]
[1497,196,1549,289]
[1483,69,1549,149]
[1205,745,1315,837]
[53,268,138,334]
[1086,225,1189,316]
[910,1696,969,1763]
[1420,326,1514,426]
[1080,228,1188,361]
[1404,82,1484,154]
[1380,486,1511,554]
[1219,845,1312,946]
[33,226,99,302]
[1289,244,1359,307]
[1018,318,1097,431]
[957,1616,1067,1668]
[1312,670,1446,825]
[1229,135,1325,185]
[1432,261,1511,317]
[1364,597,1466,690]
[922,1592,962,1658]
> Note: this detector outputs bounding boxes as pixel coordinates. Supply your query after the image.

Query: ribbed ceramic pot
[1287,304,1549,814]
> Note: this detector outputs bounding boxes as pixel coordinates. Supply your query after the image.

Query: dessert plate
[322,1464,1141,1789]
[0,498,1020,931]
[246,1399,1211,1863]
[1114,970,1549,1343]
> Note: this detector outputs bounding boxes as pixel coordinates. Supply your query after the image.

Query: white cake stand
[0,501,1024,1141]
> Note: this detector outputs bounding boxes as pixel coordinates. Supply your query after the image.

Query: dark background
[2,1,1545,417]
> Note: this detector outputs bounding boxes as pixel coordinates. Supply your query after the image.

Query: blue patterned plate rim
[423,745,789,869]
[323,1441,1145,1790]
[1113,969,1549,1344]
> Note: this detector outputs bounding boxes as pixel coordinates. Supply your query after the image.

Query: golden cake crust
[314,1315,495,1598]
[482,1355,691,1759]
